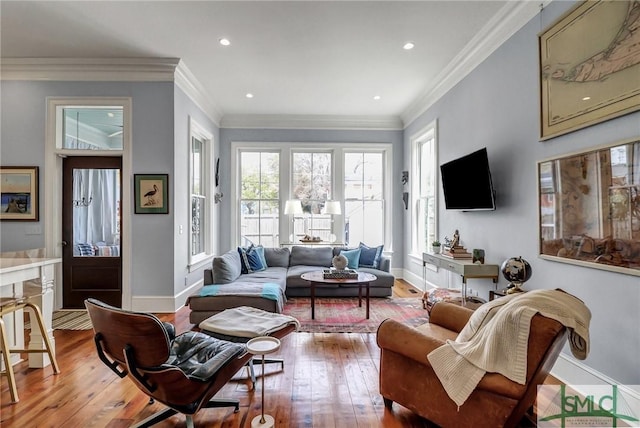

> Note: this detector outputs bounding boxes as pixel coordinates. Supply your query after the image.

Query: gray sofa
[187,245,394,324]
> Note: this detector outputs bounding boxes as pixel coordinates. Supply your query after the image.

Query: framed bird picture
[134,174,169,214]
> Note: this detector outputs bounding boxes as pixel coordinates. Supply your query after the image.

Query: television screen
[440,147,496,211]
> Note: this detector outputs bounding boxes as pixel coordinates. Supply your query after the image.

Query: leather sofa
[376,301,567,428]
[187,245,394,324]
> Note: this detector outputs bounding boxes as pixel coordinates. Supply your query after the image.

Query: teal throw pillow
[238,245,267,274]
[340,248,361,270]
[358,242,384,269]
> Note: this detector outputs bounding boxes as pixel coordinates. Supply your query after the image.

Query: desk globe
[500,256,532,294]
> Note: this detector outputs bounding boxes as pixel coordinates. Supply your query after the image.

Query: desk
[423,252,499,300]
[0,257,60,368]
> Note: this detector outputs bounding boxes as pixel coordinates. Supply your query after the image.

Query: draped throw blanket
[199,282,285,312]
[198,305,300,338]
[427,289,591,407]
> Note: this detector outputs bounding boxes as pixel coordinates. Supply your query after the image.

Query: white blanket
[199,306,300,338]
[427,289,591,407]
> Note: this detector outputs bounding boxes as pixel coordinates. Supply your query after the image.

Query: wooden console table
[422,252,499,299]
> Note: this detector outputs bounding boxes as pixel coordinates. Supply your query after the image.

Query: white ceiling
[0,1,540,128]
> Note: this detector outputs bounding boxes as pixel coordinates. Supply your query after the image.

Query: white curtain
[73,169,119,245]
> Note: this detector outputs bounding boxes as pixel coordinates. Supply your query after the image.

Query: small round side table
[246,336,281,428]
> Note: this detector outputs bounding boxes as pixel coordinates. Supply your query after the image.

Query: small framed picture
[0,166,39,221]
[134,174,169,214]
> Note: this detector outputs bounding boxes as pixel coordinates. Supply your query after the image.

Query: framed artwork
[539,0,640,140]
[134,174,169,214]
[0,166,39,221]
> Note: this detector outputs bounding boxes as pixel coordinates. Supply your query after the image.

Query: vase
[432,246,441,254]
[332,254,348,270]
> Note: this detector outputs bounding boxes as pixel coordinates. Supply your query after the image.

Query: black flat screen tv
[440,147,496,211]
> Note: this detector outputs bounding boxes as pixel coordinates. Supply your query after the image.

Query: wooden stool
[0,286,60,403]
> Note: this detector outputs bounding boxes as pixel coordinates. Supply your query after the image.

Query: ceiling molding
[174,61,223,126]
[220,114,404,131]
[0,57,180,81]
[401,0,550,127]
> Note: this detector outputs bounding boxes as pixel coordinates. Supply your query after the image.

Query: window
[411,122,438,255]
[189,120,213,265]
[240,151,280,246]
[60,107,124,150]
[292,152,332,240]
[344,152,384,246]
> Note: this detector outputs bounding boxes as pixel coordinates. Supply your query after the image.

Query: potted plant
[431,240,441,254]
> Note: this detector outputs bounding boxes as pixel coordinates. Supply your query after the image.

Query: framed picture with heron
[134,174,169,214]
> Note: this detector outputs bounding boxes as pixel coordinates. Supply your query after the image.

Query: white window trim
[230,141,392,251]
[410,120,438,262]
[188,118,214,267]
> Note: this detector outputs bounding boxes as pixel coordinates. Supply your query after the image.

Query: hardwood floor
[1,280,544,427]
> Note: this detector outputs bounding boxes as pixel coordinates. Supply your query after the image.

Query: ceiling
[0,1,537,127]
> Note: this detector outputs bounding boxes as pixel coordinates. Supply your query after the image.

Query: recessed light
[582,96,591,101]
[107,112,114,117]
[373,95,381,100]
[219,38,231,46]
[403,42,415,50]
[246,93,254,99]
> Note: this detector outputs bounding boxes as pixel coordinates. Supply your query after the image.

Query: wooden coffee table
[300,271,377,319]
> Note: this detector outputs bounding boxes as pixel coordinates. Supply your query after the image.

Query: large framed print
[0,166,39,221]
[539,0,640,141]
[134,174,169,214]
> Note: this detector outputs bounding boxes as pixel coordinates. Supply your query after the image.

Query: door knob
[61,241,68,246]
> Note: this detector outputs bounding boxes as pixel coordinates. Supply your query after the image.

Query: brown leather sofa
[376,301,567,428]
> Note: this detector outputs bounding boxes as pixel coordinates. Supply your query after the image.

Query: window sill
[188,255,214,273]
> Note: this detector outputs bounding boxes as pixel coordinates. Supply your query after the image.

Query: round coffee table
[300,271,377,319]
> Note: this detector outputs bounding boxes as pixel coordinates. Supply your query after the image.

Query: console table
[422,252,499,299]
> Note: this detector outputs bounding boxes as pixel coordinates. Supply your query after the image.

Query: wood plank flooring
[1,280,545,427]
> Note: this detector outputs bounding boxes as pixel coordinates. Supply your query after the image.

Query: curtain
[73,169,119,246]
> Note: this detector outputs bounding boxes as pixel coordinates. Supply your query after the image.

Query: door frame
[45,97,133,310]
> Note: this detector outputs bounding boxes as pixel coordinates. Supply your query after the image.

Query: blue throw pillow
[238,245,267,274]
[358,242,384,269]
[340,248,361,270]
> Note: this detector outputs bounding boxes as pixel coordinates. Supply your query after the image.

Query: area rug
[25,310,93,331]
[282,297,428,333]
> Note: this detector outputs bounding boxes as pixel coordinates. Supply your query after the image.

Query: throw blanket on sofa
[200,282,285,312]
[427,289,591,407]
[199,305,300,338]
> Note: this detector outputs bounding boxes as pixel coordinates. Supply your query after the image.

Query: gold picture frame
[0,166,39,221]
[539,0,640,141]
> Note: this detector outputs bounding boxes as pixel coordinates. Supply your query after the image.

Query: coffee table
[300,271,377,319]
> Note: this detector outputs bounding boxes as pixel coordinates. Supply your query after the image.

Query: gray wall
[219,127,404,265]
[404,0,640,384]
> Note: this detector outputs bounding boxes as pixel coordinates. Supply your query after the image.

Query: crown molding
[174,61,223,126]
[220,114,404,130]
[401,0,550,127]
[0,57,180,81]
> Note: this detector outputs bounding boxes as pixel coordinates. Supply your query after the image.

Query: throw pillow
[238,245,267,274]
[213,250,242,284]
[358,242,384,269]
[340,248,361,270]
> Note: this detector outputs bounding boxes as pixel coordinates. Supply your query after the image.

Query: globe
[500,256,532,293]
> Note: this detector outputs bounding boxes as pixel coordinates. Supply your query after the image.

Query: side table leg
[358,285,362,307]
[311,282,315,320]
[366,283,370,319]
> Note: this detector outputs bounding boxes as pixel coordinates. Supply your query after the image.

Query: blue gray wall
[404,1,640,384]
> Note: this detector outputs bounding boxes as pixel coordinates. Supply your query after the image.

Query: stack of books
[323,268,358,279]
[441,245,473,259]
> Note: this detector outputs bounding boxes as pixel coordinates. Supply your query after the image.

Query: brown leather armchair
[377,301,567,428]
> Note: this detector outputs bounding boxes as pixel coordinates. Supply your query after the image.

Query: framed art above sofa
[537,137,640,276]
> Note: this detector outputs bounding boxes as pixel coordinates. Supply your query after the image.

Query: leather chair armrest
[377,319,445,365]
[429,301,474,333]
[163,322,176,341]
[204,269,213,284]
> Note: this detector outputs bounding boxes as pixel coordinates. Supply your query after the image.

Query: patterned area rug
[282,297,428,333]
[25,310,93,331]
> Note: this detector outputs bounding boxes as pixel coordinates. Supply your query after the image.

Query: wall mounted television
[440,147,496,211]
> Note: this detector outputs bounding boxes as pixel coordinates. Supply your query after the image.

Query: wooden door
[62,156,122,308]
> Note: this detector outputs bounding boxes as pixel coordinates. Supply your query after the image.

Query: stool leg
[0,317,19,403]
[26,303,60,374]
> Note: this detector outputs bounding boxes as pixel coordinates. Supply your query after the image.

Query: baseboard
[551,353,640,410]
[131,279,203,313]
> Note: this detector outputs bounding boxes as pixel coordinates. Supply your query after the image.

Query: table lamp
[284,199,303,242]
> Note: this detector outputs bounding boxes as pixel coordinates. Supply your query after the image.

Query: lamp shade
[323,200,342,215]
[284,199,303,215]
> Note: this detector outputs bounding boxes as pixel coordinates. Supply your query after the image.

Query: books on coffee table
[323,268,358,279]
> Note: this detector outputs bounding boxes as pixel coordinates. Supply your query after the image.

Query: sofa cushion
[289,246,333,267]
[264,247,291,268]
[212,250,242,284]
[238,245,267,274]
[358,242,384,269]
[340,248,361,269]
